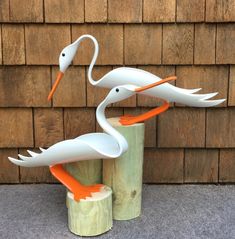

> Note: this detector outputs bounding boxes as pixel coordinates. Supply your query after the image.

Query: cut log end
[67,186,113,236]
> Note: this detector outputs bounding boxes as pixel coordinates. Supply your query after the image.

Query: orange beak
[47,71,64,101]
[135,76,177,93]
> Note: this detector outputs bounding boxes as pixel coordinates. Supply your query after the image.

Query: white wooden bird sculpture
[48,34,225,126]
[9,82,171,200]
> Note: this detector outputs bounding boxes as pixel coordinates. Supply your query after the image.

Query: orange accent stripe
[135,76,177,93]
[119,100,170,126]
[47,72,64,101]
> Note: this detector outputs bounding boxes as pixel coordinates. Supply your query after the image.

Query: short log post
[65,160,102,207]
[103,117,145,220]
[67,186,113,236]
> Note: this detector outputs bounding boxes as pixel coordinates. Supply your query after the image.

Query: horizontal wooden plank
[143,149,184,183]
[2,24,25,65]
[125,24,162,64]
[124,108,157,147]
[143,0,175,22]
[177,0,205,22]
[216,24,235,64]
[52,66,86,107]
[220,149,235,182]
[206,108,235,148]
[163,24,194,64]
[176,66,228,107]
[19,148,56,183]
[34,108,64,147]
[9,0,43,22]
[158,108,206,147]
[185,149,218,183]
[0,148,19,183]
[194,24,216,64]
[0,66,51,107]
[85,0,107,22]
[25,24,71,65]
[72,24,123,65]
[108,0,142,23]
[206,0,235,22]
[64,108,96,139]
[0,108,33,148]
[45,0,84,23]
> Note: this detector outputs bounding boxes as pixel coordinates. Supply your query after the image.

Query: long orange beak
[135,76,177,93]
[47,71,64,101]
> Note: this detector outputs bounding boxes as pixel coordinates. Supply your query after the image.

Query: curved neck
[96,100,128,157]
[73,35,99,85]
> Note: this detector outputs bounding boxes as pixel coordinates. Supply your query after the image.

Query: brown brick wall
[0,0,234,184]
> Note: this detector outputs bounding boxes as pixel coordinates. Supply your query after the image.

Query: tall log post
[103,117,145,220]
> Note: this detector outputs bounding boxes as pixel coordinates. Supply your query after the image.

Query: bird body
[48,34,225,108]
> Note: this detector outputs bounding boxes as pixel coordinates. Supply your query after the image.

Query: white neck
[96,100,128,157]
[73,35,99,85]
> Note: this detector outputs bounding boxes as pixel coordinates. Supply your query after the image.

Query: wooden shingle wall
[0,0,234,184]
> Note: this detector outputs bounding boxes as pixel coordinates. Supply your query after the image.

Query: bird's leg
[119,101,170,126]
[49,164,103,201]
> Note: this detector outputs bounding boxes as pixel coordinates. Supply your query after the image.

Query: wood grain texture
[185,149,218,183]
[64,108,96,139]
[45,0,84,23]
[0,0,9,22]
[220,149,235,182]
[65,159,102,185]
[19,148,56,183]
[34,108,64,147]
[206,0,235,22]
[177,0,205,22]
[158,108,206,147]
[72,24,123,65]
[52,66,86,107]
[67,188,112,236]
[143,0,175,22]
[9,0,43,22]
[163,24,194,64]
[216,24,235,64]
[85,0,107,22]
[103,118,144,220]
[0,149,19,183]
[108,0,142,23]
[137,66,175,107]
[0,27,2,65]
[2,24,25,65]
[0,108,33,147]
[206,108,235,148]
[25,24,71,65]
[124,108,157,148]
[176,66,228,107]
[194,24,216,64]
[86,66,111,107]
[229,66,235,106]
[0,66,50,107]
[143,149,184,183]
[125,24,162,65]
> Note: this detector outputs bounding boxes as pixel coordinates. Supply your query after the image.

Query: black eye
[116,88,119,92]
[62,53,65,57]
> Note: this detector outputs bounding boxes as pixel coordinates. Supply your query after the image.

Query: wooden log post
[103,118,145,220]
[67,186,113,236]
[65,160,102,207]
